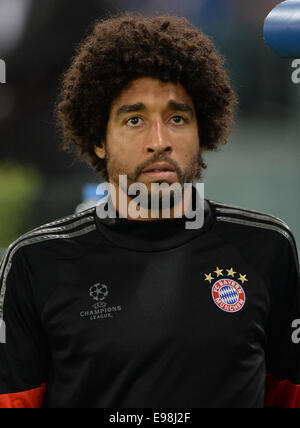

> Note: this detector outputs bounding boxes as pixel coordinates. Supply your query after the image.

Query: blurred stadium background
[0,0,299,260]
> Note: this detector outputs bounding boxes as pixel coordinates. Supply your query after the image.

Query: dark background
[0,0,299,255]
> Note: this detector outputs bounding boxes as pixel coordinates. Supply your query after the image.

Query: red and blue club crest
[211,278,246,313]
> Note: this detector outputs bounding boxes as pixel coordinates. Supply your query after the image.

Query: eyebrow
[167,100,194,117]
[116,103,146,118]
[115,99,194,119]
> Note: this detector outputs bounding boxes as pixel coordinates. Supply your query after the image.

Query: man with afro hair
[0,13,299,408]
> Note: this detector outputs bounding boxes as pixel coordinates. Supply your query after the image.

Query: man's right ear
[94,142,106,160]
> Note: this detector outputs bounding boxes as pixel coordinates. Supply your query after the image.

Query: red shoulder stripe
[265,374,300,408]
[0,383,45,408]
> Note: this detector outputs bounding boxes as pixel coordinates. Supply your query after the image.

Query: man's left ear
[94,141,106,159]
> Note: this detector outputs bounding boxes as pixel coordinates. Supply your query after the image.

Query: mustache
[136,156,180,177]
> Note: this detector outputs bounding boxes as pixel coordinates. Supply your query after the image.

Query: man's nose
[146,119,172,153]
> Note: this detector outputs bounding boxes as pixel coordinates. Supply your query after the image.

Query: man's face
[95,77,203,202]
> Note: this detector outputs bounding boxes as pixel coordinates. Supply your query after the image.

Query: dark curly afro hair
[56,13,238,180]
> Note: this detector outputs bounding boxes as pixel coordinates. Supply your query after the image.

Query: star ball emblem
[204,267,248,313]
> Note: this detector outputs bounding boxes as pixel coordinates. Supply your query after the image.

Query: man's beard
[103,147,205,210]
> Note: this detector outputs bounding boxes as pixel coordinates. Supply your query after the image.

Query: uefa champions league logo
[79,282,122,321]
[89,283,109,309]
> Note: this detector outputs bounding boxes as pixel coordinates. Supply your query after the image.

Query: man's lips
[142,171,177,179]
[142,162,177,180]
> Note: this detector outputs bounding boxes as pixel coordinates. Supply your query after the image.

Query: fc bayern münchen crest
[204,267,248,314]
[212,279,246,313]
